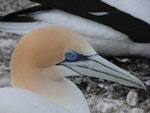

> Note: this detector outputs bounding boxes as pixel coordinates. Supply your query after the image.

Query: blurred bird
[0,0,150,57]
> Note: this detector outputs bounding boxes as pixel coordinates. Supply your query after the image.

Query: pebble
[145,80,150,86]
[131,108,144,113]
[0,77,11,87]
[126,91,138,107]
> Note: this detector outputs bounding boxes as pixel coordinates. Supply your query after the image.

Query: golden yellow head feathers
[11,26,96,68]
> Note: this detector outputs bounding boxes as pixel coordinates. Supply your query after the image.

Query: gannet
[0,0,150,58]
[0,26,146,113]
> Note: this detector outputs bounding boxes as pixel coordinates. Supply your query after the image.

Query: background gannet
[0,0,150,57]
[0,26,146,113]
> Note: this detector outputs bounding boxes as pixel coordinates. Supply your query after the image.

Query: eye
[64,50,79,62]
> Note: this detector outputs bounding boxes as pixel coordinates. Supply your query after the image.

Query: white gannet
[0,26,146,113]
[0,0,150,58]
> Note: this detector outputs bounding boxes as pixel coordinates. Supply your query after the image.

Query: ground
[0,0,150,113]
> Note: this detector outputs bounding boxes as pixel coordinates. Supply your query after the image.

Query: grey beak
[60,55,146,89]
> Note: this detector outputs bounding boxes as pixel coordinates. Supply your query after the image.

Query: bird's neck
[11,66,90,113]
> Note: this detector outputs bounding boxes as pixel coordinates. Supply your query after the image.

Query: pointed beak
[59,55,146,89]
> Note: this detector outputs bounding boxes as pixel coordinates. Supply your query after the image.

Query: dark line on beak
[77,65,142,88]
[58,63,142,88]
[88,56,132,78]
[58,64,87,76]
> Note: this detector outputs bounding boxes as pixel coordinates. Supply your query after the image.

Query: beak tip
[134,79,146,90]
[127,73,146,90]
[140,83,146,90]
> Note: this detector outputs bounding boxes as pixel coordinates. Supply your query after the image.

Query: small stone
[115,58,131,63]
[145,80,150,86]
[131,108,144,113]
[126,91,138,107]
[98,83,104,88]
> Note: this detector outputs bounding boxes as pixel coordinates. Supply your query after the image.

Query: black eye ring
[64,50,79,62]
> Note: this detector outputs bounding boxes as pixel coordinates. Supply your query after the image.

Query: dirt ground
[0,0,150,113]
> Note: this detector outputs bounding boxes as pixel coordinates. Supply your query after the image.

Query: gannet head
[10,26,145,113]
[11,26,145,90]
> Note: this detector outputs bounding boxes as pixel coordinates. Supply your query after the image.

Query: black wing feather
[30,0,150,43]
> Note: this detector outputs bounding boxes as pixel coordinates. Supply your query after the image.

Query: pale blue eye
[64,50,79,62]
